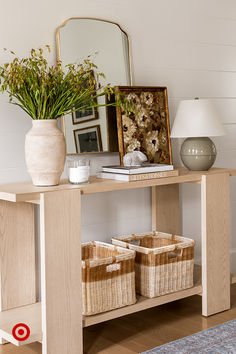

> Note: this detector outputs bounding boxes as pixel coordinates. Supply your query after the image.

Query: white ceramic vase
[25,120,66,186]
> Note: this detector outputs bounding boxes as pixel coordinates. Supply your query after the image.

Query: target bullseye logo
[12,323,30,341]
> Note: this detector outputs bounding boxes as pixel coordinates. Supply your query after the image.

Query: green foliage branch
[0,46,117,120]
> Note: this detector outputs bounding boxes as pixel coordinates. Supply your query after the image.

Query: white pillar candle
[68,166,90,184]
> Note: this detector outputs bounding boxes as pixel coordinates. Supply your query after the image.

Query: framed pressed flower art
[115,86,173,164]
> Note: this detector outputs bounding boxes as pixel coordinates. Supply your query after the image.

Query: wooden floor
[2,284,236,354]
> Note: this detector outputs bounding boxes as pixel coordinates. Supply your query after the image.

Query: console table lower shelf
[0,265,203,347]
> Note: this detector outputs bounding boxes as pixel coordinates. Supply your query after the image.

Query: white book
[102,163,174,175]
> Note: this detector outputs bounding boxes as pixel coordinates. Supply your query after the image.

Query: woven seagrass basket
[112,231,195,298]
[82,241,136,316]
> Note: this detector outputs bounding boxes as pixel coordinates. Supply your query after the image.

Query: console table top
[0,167,235,202]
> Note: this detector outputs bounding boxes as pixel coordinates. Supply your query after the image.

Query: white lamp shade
[171,99,225,138]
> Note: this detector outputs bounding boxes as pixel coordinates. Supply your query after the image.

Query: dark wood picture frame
[72,106,98,125]
[73,124,103,153]
[115,86,173,165]
[71,70,99,125]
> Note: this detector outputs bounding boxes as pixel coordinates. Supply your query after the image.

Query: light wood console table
[0,167,235,353]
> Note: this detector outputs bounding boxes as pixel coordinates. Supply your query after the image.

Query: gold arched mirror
[56,18,132,155]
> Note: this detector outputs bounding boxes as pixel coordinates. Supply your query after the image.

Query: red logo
[12,323,30,341]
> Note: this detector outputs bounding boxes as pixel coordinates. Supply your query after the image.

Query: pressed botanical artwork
[115,86,172,164]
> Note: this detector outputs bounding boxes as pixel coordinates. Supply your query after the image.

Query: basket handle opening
[129,234,140,246]
[129,240,140,246]
[168,248,183,259]
[106,263,121,272]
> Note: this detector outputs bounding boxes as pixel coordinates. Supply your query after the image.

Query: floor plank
[2,284,236,353]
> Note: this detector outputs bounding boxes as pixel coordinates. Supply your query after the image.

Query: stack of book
[97,164,178,181]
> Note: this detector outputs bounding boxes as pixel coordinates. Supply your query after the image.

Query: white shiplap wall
[0,0,236,270]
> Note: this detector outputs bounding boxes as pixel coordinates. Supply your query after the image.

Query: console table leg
[152,184,180,234]
[40,190,82,354]
[0,201,36,344]
[201,173,230,316]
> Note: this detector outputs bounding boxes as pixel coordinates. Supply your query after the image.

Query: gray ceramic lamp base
[180,137,216,171]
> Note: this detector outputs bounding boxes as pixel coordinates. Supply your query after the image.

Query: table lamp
[171,98,225,171]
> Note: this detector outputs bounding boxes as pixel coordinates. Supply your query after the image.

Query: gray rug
[141,319,236,353]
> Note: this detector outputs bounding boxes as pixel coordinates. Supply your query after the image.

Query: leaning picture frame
[115,86,173,164]
[72,105,98,125]
[71,70,99,125]
[73,124,103,153]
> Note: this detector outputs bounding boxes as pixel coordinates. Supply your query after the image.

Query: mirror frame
[56,17,133,155]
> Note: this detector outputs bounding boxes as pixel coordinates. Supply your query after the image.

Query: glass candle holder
[68,160,90,184]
